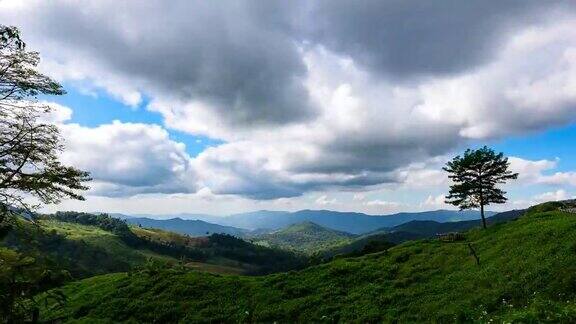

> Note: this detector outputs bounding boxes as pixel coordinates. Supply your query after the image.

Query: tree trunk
[480,202,486,229]
[479,185,487,229]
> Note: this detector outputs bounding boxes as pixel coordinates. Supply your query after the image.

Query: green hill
[252,221,355,254]
[39,204,576,322]
[1,218,151,278]
[314,210,525,262]
[1,213,305,278]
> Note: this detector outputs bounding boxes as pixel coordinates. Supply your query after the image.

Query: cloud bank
[2,0,576,200]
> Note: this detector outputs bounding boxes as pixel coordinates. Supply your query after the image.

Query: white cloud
[534,190,572,202]
[365,200,401,208]
[59,120,198,196]
[511,190,574,209]
[40,101,73,123]
[422,194,448,209]
[509,157,576,187]
[315,195,338,206]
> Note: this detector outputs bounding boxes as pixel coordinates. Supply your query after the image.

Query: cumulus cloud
[511,190,575,209]
[422,194,449,209]
[59,121,198,197]
[308,0,573,78]
[2,1,576,200]
[533,190,573,202]
[0,0,313,128]
[315,195,338,206]
[509,157,576,187]
[365,200,401,208]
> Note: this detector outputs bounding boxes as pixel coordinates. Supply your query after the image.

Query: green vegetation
[252,221,355,254]
[2,218,146,278]
[1,211,307,320]
[2,212,305,276]
[38,204,576,322]
[314,233,397,262]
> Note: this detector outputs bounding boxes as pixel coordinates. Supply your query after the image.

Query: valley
[34,202,576,322]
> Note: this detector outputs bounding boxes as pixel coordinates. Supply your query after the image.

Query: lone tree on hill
[443,146,518,229]
[0,25,90,228]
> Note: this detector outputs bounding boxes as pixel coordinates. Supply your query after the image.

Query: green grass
[41,220,115,239]
[41,207,576,322]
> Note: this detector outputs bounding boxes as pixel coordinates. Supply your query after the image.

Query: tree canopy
[444,146,518,229]
[0,25,90,223]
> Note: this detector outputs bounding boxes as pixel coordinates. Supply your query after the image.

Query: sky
[1,0,576,216]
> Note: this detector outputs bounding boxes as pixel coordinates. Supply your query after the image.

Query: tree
[0,25,90,231]
[443,146,518,229]
[0,25,90,322]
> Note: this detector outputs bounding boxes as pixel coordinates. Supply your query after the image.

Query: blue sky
[3,0,576,215]
[43,85,222,157]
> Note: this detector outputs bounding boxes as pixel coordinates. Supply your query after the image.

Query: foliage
[0,26,90,210]
[48,212,209,262]
[444,146,518,228]
[2,218,146,278]
[0,247,70,322]
[38,204,576,322]
[0,25,90,245]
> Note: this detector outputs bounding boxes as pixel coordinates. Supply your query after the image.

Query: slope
[1,213,305,278]
[317,209,525,261]
[40,203,576,322]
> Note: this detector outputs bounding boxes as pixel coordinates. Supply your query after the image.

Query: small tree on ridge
[443,146,518,229]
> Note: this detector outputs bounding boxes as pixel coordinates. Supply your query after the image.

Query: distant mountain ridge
[117,209,495,235]
[125,217,248,237]
[252,221,356,254]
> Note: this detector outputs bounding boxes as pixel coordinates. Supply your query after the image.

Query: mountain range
[116,209,496,236]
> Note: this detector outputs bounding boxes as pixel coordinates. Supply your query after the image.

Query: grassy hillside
[131,225,306,274]
[252,221,355,254]
[1,218,152,278]
[1,214,305,278]
[316,209,525,262]
[40,205,576,322]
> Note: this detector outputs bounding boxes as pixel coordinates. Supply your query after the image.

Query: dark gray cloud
[23,1,315,126]
[308,0,575,79]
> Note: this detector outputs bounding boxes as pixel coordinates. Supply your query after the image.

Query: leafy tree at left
[0,25,90,230]
[0,25,90,323]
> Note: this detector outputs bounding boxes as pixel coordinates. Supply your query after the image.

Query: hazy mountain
[220,209,496,234]
[125,217,248,237]
[115,209,496,235]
